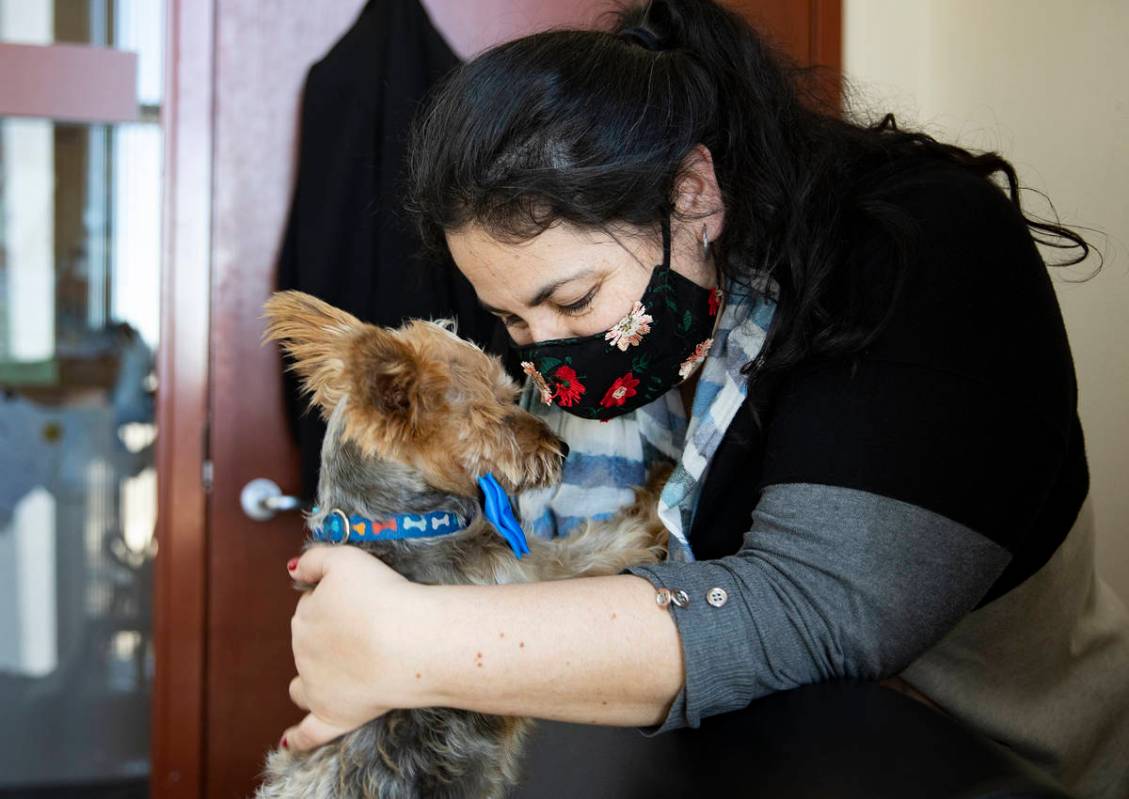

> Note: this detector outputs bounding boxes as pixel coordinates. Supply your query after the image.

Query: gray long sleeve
[621,482,1012,736]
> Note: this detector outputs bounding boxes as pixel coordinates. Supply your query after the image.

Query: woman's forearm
[408,574,685,726]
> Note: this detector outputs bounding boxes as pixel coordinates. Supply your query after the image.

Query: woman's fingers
[281,707,393,752]
[280,543,410,752]
[290,544,335,585]
[288,675,309,711]
[280,712,353,753]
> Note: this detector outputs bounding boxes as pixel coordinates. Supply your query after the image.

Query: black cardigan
[687,160,1087,609]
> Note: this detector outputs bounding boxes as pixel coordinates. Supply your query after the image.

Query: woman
[279,1,1129,795]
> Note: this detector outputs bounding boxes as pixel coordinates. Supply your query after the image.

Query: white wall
[843,0,1129,602]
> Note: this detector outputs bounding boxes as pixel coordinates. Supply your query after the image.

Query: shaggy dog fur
[256,290,671,799]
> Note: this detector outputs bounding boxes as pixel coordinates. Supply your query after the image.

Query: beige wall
[843,1,1129,602]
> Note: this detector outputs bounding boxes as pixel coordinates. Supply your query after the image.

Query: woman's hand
[280,544,435,752]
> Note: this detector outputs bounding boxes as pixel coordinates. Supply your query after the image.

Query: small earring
[701,227,711,259]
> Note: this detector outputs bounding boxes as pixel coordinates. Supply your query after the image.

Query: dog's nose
[559,441,570,459]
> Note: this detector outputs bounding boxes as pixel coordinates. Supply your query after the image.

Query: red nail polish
[286,558,298,572]
[280,735,288,749]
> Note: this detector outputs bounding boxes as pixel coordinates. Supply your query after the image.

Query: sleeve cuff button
[706,587,728,607]
[657,588,691,609]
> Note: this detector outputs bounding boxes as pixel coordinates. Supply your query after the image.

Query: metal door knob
[241,478,303,521]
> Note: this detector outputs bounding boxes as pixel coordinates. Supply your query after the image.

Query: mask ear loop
[659,209,672,269]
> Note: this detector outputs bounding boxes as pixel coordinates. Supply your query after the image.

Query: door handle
[240,478,305,521]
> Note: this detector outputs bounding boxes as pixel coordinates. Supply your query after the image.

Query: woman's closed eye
[555,286,598,317]
[497,286,599,329]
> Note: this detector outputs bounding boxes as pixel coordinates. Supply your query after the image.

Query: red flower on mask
[552,365,586,407]
[599,372,640,409]
[708,287,723,317]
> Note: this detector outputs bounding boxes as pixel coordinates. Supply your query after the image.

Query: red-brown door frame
[151,0,213,794]
[724,0,843,111]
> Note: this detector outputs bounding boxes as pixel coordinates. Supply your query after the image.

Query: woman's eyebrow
[526,268,596,308]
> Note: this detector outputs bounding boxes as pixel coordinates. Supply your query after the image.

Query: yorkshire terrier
[256,290,671,799]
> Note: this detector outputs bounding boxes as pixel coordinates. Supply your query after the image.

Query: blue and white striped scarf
[516,275,777,562]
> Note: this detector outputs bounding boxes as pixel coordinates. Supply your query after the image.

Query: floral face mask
[512,210,722,421]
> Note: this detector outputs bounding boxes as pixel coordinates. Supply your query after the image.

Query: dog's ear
[261,290,364,417]
[347,329,447,437]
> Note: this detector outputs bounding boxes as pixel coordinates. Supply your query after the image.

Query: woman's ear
[673,143,725,244]
[672,144,726,282]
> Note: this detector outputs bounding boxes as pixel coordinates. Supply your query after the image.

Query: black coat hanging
[276,0,505,500]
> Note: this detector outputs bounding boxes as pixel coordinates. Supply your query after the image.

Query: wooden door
[725,0,841,67]
[151,2,841,797]
[152,2,371,796]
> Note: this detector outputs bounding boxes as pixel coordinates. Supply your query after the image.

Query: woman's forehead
[446,220,618,264]
[445,221,650,304]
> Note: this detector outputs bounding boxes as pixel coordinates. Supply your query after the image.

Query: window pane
[0,5,161,794]
[0,0,163,106]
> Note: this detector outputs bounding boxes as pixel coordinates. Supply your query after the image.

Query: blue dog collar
[312,508,465,543]
[311,472,530,559]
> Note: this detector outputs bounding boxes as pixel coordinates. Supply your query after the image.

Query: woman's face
[447,218,719,347]
[446,146,725,347]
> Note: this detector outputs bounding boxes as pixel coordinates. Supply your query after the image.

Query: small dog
[257,290,671,799]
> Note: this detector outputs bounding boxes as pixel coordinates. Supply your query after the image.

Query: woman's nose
[525,318,572,345]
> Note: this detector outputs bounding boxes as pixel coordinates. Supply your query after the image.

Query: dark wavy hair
[404,0,1096,391]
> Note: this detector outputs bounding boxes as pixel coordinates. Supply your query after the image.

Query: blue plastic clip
[477,473,530,559]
